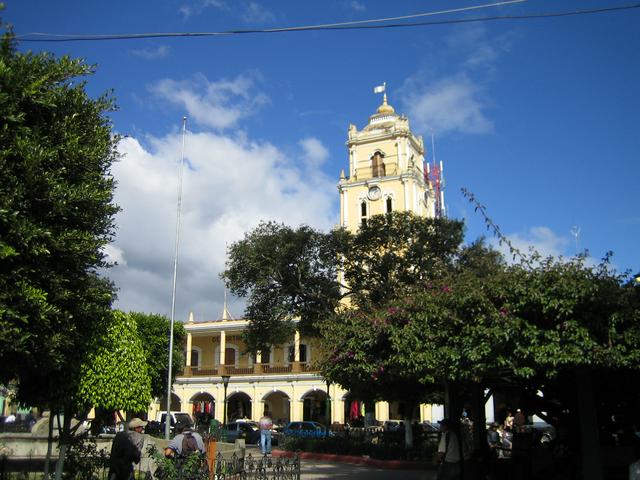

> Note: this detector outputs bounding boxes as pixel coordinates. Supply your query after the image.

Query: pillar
[294,330,300,362]
[219,330,226,365]
[186,332,192,367]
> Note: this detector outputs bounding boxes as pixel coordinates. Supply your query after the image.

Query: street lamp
[325,380,332,437]
[222,375,231,426]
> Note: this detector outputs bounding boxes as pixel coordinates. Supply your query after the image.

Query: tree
[0,28,120,478]
[130,311,186,399]
[78,310,152,415]
[224,221,344,353]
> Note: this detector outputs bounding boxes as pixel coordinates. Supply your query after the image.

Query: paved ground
[298,459,437,479]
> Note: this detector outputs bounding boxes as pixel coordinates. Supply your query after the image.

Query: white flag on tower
[373,84,386,94]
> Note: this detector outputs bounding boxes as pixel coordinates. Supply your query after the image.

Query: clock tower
[338,92,436,233]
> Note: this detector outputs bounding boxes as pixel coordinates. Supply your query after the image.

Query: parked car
[282,421,328,438]
[220,421,261,444]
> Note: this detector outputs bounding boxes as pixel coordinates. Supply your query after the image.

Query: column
[376,401,390,421]
[216,384,225,423]
[294,331,300,362]
[402,178,409,212]
[255,351,263,374]
[220,330,226,365]
[186,332,192,367]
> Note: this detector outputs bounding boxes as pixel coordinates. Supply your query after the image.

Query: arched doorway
[263,391,290,425]
[190,392,215,429]
[343,393,376,427]
[159,393,182,412]
[227,392,251,421]
[302,390,328,425]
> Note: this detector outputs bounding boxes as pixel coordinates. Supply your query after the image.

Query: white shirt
[438,430,461,463]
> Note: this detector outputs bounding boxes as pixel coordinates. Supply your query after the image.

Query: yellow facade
[160,94,441,428]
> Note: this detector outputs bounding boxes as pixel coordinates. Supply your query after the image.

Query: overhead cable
[15,2,640,43]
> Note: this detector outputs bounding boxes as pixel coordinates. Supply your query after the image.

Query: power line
[15,3,640,43]
[14,0,525,41]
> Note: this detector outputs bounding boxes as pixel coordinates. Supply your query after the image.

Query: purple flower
[387,307,399,315]
[441,286,451,293]
[499,308,508,316]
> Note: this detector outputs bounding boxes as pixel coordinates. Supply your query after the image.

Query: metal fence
[212,452,300,480]
[0,452,300,480]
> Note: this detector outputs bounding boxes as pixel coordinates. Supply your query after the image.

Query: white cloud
[489,227,569,261]
[179,0,227,19]
[103,244,127,266]
[107,130,336,320]
[401,75,493,135]
[129,45,170,60]
[348,1,366,12]
[299,137,329,169]
[149,73,269,130]
[242,2,275,24]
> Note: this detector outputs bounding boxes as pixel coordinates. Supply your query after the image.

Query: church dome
[376,94,395,115]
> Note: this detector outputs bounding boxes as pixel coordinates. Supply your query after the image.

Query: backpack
[181,431,199,456]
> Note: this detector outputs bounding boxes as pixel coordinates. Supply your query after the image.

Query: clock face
[368,186,382,201]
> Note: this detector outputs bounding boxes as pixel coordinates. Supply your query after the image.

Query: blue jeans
[260,429,272,454]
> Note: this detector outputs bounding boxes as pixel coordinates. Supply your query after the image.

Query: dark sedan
[220,421,261,444]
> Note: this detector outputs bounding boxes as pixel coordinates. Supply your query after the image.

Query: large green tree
[130,311,186,399]
[0,25,120,449]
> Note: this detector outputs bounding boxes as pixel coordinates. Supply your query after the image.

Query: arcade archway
[263,391,290,424]
[227,392,251,421]
[190,392,215,428]
[301,389,328,425]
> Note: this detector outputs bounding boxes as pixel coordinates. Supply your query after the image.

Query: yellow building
[159,92,440,428]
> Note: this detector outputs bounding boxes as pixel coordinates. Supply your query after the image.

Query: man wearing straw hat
[108,418,147,480]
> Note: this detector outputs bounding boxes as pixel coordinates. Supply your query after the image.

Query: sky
[5,0,640,322]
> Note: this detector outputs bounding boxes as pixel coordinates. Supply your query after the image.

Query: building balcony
[180,362,319,377]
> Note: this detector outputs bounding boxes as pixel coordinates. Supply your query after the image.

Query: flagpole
[165,116,187,440]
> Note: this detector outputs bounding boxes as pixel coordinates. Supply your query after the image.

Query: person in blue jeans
[259,411,273,455]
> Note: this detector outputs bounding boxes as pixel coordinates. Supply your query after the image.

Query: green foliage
[130,311,186,398]
[341,212,464,308]
[148,444,208,480]
[78,311,152,412]
[62,433,110,480]
[223,221,343,352]
[0,30,119,414]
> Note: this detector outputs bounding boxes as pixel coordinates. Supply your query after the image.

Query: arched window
[386,196,393,213]
[360,201,368,226]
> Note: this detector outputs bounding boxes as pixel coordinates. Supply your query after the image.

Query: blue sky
[5,0,640,320]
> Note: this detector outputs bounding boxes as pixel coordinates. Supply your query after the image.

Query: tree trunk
[44,412,55,480]
[53,409,73,480]
[470,382,487,453]
[576,368,602,480]
[444,381,463,421]
[403,402,416,449]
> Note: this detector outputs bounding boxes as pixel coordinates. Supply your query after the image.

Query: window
[372,151,386,177]
[386,197,393,213]
[190,349,199,367]
[287,344,308,363]
[360,201,368,226]
[224,347,236,366]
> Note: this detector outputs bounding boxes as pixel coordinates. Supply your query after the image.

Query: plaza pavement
[298,459,437,479]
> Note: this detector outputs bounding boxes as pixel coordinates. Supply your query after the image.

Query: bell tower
[338,89,436,232]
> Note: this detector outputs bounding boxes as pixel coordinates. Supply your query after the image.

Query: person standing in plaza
[436,419,462,480]
[108,418,147,480]
[259,410,273,455]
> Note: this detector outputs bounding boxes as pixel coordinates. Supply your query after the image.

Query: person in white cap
[108,418,147,480]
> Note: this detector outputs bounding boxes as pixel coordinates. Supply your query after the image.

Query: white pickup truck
[156,411,193,429]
